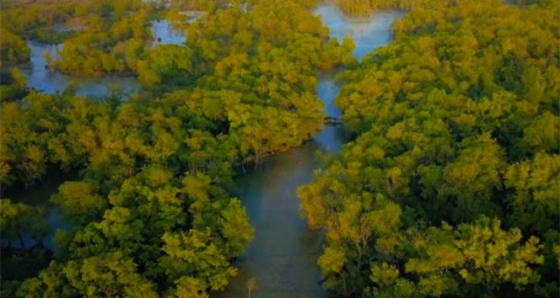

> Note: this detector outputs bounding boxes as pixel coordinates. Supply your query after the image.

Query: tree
[299,1,560,296]
[51,181,107,227]
[0,28,30,65]
[18,252,158,298]
[504,152,560,234]
[160,230,237,292]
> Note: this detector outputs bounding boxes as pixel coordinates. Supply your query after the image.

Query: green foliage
[0,28,31,65]
[1,57,257,296]
[172,0,354,166]
[334,0,457,16]
[504,152,560,234]
[4,0,558,297]
[138,44,193,87]
[0,0,155,76]
[51,181,107,227]
[161,229,236,291]
[18,252,158,298]
[0,68,29,102]
[300,0,560,297]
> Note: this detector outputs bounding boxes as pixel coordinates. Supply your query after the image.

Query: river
[213,4,402,298]
[4,3,401,296]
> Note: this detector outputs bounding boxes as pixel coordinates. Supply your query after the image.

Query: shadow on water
[313,4,404,60]
[1,172,76,251]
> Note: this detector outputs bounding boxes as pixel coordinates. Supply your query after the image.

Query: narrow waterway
[213,4,402,297]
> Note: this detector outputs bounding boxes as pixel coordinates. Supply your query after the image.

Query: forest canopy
[0,0,353,297]
[298,0,560,297]
[0,0,558,297]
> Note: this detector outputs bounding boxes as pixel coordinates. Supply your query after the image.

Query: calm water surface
[213,4,402,297]
[313,4,403,60]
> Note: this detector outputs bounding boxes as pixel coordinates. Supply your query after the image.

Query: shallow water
[213,128,344,298]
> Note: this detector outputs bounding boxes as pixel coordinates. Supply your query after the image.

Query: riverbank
[212,3,402,297]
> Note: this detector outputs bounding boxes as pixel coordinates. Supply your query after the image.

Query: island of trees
[1,0,558,297]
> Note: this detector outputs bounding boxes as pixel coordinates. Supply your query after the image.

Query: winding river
[5,3,402,296]
[213,4,402,298]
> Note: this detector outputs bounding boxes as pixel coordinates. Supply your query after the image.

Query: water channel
[5,3,402,296]
[214,4,402,298]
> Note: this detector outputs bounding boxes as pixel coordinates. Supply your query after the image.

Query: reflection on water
[150,20,185,46]
[313,3,404,60]
[317,72,341,118]
[3,174,73,251]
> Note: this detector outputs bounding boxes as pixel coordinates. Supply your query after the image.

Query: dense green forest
[1,0,559,297]
[0,0,352,296]
[298,0,560,297]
